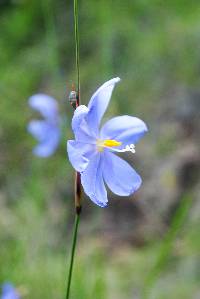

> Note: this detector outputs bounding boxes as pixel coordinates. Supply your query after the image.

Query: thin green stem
[74,0,80,100]
[65,213,80,299]
[65,1,81,298]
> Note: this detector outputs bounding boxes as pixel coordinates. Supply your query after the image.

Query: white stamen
[108,144,136,154]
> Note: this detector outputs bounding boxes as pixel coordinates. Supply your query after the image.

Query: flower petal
[86,77,121,136]
[28,94,59,121]
[72,105,96,142]
[2,283,20,299]
[27,120,60,157]
[100,115,148,148]
[81,154,108,207]
[67,140,96,172]
[103,151,142,196]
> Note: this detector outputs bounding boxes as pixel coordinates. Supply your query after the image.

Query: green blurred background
[0,0,199,298]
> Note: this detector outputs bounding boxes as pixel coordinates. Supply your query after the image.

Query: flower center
[96,139,122,152]
[103,139,122,147]
[96,139,136,154]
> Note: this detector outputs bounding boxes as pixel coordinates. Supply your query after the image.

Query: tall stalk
[65,213,80,299]
[74,0,80,97]
[65,0,81,298]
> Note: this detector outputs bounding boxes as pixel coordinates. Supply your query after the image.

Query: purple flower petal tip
[1,283,20,299]
[28,94,59,120]
[28,94,60,157]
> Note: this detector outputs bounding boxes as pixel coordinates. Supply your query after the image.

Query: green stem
[65,213,80,299]
[74,0,80,98]
[65,1,81,298]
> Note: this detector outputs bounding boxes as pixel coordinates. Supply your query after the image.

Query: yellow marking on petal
[103,139,122,147]
[96,139,122,152]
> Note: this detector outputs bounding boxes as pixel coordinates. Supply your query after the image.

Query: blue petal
[1,283,20,299]
[103,151,142,196]
[27,120,60,157]
[28,94,59,121]
[100,115,148,148]
[67,140,96,172]
[72,105,96,142]
[86,77,121,136]
[81,154,108,207]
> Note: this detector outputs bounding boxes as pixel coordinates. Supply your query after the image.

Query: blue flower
[1,283,20,299]
[67,78,148,207]
[28,94,61,157]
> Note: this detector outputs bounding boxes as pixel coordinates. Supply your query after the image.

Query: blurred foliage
[0,0,200,298]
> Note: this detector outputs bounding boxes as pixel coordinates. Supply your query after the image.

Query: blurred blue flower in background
[67,78,148,207]
[1,283,20,299]
[28,94,61,157]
